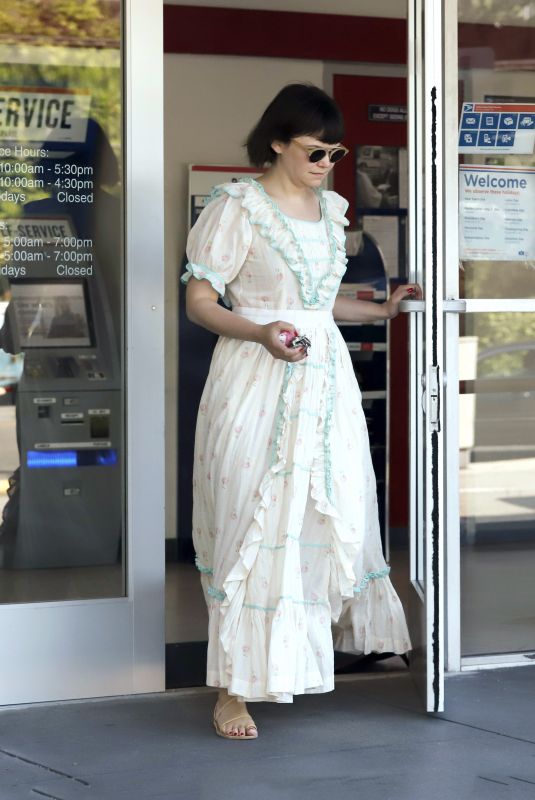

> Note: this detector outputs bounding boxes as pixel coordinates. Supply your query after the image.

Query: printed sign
[458,103,535,154]
[459,164,535,260]
[0,88,91,143]
[368,104,407,122]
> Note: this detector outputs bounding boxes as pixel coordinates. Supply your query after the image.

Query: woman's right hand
[258,320,308,362]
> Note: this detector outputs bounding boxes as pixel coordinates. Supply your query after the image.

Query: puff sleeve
[180,188,252,308]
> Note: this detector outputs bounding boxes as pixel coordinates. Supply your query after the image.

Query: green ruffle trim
[195,556,213,576]
[180,262,232,308]
[353,567,391,595]
[208,178,347,309]
[324,331,337,504]
[207,585,225,601]
[204,570,392,608]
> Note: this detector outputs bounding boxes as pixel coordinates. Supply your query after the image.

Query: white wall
[164,54,323,538]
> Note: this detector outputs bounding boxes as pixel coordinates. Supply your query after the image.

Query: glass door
[0,0,165,705]
[406,0,535,697]
[405,0,445,712]
[447,0,535,668]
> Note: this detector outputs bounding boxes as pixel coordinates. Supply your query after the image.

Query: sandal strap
[218,713,257,728]
[214,697,257,729]
[214,696,238,718]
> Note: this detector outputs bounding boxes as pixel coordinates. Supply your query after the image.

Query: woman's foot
[213,689,258,738]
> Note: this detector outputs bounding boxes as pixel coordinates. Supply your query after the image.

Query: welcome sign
[0,87,91,143]
[459,164,535,260]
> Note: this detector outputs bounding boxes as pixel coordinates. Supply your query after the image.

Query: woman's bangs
[299,109,345,145]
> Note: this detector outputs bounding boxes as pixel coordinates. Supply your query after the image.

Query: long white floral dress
[180,177,411,703]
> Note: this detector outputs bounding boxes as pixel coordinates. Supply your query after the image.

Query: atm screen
[10,282,92,348]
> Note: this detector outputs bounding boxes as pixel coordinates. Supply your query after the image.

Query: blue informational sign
[458,102,535,154]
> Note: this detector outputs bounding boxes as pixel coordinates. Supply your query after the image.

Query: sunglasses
[292,140,349,164]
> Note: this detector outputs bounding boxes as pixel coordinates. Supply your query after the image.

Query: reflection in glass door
[449,0,535,663]
[0,1,125,600]
[0,0,165,705]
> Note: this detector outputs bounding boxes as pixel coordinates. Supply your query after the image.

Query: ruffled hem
[209,179,349,309]
[202,565,410,701]
[206,598,335,703]
[332,574,412,655]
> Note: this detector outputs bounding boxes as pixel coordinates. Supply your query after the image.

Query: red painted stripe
[164,5,407,64]
[459,23,535,64]
[164,7,535,67]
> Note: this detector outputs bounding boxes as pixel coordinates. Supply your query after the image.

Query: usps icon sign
[458,103,535,154]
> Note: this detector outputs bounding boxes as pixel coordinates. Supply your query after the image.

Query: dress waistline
[232,306,334,326]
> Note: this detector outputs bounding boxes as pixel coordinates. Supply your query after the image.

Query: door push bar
[398,299,467,313]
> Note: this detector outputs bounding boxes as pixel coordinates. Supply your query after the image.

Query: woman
[181,83,419,740]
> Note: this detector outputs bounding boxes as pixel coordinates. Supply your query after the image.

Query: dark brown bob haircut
[245,83,345,168]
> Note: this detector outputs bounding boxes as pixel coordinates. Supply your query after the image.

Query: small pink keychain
[278,329,299,346]
[278,329,312,355]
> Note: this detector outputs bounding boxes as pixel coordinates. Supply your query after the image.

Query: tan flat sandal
[213,696,258,740]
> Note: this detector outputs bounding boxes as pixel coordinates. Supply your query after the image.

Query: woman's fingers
[402,283,423,299]
[272,320,307,361]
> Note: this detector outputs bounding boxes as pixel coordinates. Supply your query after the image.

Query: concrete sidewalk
[1,667,535,800]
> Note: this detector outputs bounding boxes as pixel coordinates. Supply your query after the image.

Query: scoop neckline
[248,177,323,224]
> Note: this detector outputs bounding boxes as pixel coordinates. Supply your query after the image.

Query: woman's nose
[317,154,332,168]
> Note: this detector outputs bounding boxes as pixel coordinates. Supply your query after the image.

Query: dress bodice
[180,177,350,311]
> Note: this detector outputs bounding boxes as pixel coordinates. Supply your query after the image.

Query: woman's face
[271,134,338,188]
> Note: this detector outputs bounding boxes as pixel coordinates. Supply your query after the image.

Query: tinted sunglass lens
[329,149,346,163]
[309,149,326,163]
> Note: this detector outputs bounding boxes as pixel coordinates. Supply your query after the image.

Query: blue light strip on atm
[27,451,77,468]
[27,450,118,469]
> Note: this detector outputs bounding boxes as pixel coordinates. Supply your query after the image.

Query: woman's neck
[257,166,314,201]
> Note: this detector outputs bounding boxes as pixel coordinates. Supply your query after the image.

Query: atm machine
[2,249,122,569]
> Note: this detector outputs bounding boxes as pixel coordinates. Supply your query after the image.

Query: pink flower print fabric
[184,180,411,703]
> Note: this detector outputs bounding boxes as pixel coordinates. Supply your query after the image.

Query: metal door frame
[406,0,445,712]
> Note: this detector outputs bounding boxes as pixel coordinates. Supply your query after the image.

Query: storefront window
[458,1,535,299]
[458,1,535,655]
[0,0,125,601]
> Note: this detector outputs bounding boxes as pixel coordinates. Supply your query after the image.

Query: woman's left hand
[383,283,423,320]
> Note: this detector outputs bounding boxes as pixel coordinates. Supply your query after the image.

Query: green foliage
[460,0,535,26]
[0,0,120,46]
